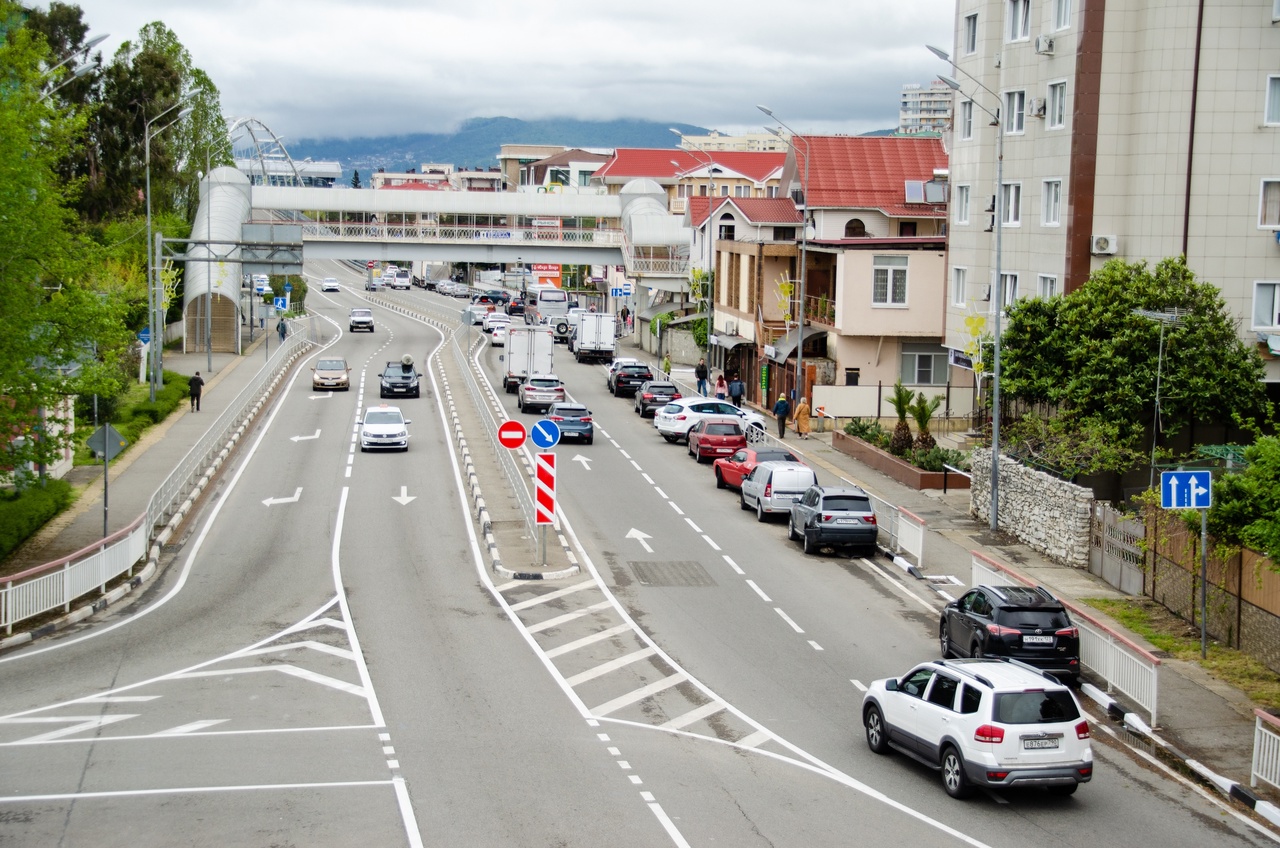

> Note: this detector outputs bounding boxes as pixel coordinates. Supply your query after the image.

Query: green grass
[1083,596,1280,710]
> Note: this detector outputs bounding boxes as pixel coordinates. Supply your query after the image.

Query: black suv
[506,297,526,317]
[380,357,420,398]
[633,381,681,418]
[939,585,1080,683]
[608,364,653,398]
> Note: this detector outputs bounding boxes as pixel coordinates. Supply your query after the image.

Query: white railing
[898,507,925,564]
[813,383,977,421]
[1253,709,1280,791]
[298,222,624,247]
[970,550,1161,724]
[2,328,313,635]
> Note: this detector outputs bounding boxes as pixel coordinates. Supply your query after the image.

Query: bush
[844,418,891,450]
[0,480,75,561]
[911,446,970,473]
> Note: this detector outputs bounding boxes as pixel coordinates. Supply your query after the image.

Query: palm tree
[887,382,915,456]
[909,392,944,452]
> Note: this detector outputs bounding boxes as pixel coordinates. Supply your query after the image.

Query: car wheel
[716,470,727,490]
[939,621,952,658]
[756,501,767,523]
[787,516,800,541]
[359,445,367,453]
[971,641,985,659]
[864,705,890,755]
[585,437,593,445]
[941,746,971,799]
[740,492,750,511]
[662,434,678,443]
[687,442,694,459]
[803,529,817,554]
[1047,783,1078,797]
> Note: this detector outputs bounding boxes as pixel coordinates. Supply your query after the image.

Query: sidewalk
[5,327,1278,825]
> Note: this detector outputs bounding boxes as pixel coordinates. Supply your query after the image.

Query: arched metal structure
[228,117,305,188]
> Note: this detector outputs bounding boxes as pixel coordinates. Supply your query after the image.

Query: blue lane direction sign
[137,327,151,344]
[530,419,561,450]
[1161,470,1213,510]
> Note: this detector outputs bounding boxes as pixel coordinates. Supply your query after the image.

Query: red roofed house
[704,134,969,418]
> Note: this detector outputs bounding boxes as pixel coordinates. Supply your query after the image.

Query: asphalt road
[0,265,1272,847]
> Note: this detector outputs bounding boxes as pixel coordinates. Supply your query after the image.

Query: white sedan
[490,325,507,347]
[482,312,512,333]
[321,277,340,292]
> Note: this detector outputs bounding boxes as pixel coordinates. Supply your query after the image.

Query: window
[998,272,1020,307]
[899,222,917,237]
[955,185,970,224]
[901,343,948,385]
[1267,76,1280,126]
[1001,182,1022,225]
[1260,180,1280,228]
[1038,274,1059,298]
[963,13,978,55]
[676,183,691,198]
[1255,282,1280,329]
[959,100,974,140]
[577,170,594,186]
[960,684,982,714]
[767,185,779,198]
[1005,90,1026,134]
[1275,0,1280,22]
[1047,81,1067,129]
[926,675,960,709]
[734,184,750,198]
[952,267,968,307]
[773,226,796,241]
[845,218,867,237]
[718,223,736,240]
[1054,0,1072,29]
[872,255,909,306]
[1007,0,1030,41]
[1042,179,1061,226]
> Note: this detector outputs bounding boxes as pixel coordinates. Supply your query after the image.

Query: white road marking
[608,747,621,756]
[630,460,642,471]
[660,702,725,730]
[290,429,321,441]
[392,486,416,505]
[565,648,657,687]
[850,680,868,692]
[545,624,634,659]
[261,487,303,507]
[572,455,592,470]
[653,487,668,499]
[808,641,824,651]
[646,801,694,848]
[619,450,631,459]
[938,591,955,603]
[737,730,771,749]
[684,518,703,534]
[79,696,159,703]
[668,502,684,516]
[8,715,135,744]
[591,673,688,717]
[625,528,654,554]
[701,535,721,551]
[152,720,227,736]
[392,776,426,848]
[526,601,614,633]
[642,474,654,484]
[774,608,805,633]
[0,779,397,804]
[722,555,745,575]
[629,775,643,784]
[617,760,631,769]
[745,580,772,602]
[509,580,597,611]
[172,665,366,697]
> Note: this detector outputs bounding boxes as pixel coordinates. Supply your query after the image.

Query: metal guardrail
[1253,709,1280,791]
[971,550,1161,724]
[301,222,624,247]
[1,327,313,635]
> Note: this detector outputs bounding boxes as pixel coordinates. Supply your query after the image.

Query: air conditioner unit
[722,320,737,336]
[1030,97,1046,118]
[1034,35,1055,55]
[993,53,1002,68]
[1091,234,1119,255]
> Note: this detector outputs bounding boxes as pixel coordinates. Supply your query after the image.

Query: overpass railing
[296,222,625,247]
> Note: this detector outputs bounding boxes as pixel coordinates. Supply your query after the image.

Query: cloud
[76,0,955,140]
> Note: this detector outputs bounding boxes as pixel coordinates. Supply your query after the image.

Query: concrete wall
[970,448,1093,567]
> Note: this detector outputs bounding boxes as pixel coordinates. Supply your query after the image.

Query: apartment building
[943,0,1280,389]
[900,80,956,134]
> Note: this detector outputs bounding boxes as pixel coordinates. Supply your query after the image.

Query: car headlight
[381,380,390,388]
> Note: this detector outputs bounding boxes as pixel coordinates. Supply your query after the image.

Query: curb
[1082,683,1280,828]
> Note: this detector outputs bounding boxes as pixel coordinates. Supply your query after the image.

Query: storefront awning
[711,333,753,350]
[766,325,825,363]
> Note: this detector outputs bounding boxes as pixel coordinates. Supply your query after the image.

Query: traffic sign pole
[1161,471,1213,658]
[535,452,556,565]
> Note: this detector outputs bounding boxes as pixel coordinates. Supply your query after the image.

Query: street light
[1132,308,1190,489]
[758,107,811,404]
[928,45,1006,532]
[145,97,195,400]
[44,33,109,76]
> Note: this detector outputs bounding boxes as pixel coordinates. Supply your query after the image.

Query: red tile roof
[594,149,785,183]
[690,196,802,227]
[792,135,947,217]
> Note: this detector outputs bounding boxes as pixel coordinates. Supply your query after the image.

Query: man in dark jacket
[728,375,745,408]
[695,358,709,396]
[188,371,205,412]
[772,394,790,438]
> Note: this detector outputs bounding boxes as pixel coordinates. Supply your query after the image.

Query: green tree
[909,392,943,452]
[351,169,361,189]
[1208,437,1280,560]
[1000,257,1272,468]
[886,382,915,456]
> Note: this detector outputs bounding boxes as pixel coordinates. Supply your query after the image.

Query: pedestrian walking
[620,305,630,326]
[188,371,205,412]
[728,374,745,408]
[772,394,791,438]
[714,374,728,400]
[695,358,709,396]
[793,396,811,440]
[277,317,288,343]
[661,353,671,376]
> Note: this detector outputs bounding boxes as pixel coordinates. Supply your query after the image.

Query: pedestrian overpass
[183,167,691,352]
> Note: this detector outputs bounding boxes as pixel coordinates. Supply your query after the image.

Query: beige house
[942,0,1280,392]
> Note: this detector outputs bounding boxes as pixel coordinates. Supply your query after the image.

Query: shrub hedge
[0,480,75,562]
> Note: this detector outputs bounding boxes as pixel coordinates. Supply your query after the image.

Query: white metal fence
[897,508,926,564]
[1253,709,1280,791]
[2,329,312,635]
[970,551,1161,724]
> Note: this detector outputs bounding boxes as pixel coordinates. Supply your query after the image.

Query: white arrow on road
[308,393,333,400]
[392,486,416,506]
[262,488,302,507]
[572,455,592,470]
[291,429,321,442]
[626,528,653,553]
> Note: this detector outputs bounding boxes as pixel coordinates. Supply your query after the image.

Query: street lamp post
[144,98,194,401]
[1132,308,1189,489]
[758,107,811,405]
[669,130,717,367]
[928,46,1006,532]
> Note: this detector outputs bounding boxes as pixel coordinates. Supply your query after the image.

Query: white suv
[653,397,766,443]
[861,658,1092,798]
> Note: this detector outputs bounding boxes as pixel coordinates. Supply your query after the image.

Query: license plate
[1023,738,1060,750]
[1023,635,1054,645]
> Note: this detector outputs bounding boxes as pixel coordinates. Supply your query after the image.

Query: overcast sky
[75,0,956,142]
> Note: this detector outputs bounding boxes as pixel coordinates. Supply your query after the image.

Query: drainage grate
[631,561,717,587]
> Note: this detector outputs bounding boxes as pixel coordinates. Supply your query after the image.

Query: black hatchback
[939,585,1080,684]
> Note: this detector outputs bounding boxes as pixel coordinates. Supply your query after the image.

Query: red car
[713,446,804,489]
[686,418,747,463]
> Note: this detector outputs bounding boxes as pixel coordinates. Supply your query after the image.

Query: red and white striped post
[535,453,556,564]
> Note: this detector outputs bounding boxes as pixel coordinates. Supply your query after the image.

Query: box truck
[503,324,555,393]
[571,313,617,363]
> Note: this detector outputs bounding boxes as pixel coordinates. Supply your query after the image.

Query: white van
[739,461,819,521]
[527,285,572,338]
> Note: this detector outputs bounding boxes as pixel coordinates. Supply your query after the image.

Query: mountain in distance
[288,117,711,178]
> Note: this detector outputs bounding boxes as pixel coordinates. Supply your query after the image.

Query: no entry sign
[497,420,527,449]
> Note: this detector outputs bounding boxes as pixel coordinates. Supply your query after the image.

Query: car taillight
[974,724,1005,743]
[986,623,1021,637]
[764,484,772,497]
[675,414,687,421]
[579,417,592,423]
[822,514,833,522]
[1057,626,1079,639]
[642,393,654,400]
[672,393,682,399]
[866,514,877,524]
[548,416,564,421]
[1075,720,1090,740]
